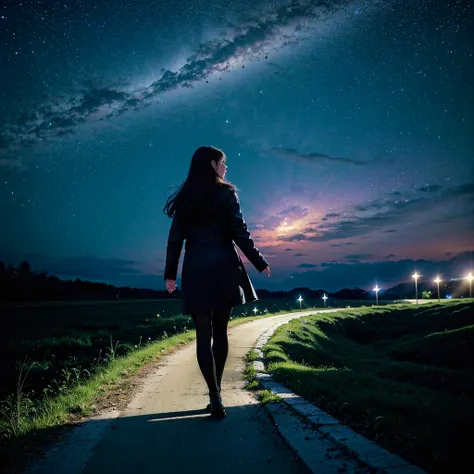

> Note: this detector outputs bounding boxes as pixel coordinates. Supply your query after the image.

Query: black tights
[191,307,233,395]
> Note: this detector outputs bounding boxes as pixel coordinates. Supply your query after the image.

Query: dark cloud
[444,183,474,199]
[325,212,340,218]
[293,253,308,257]
[297,263,317,268]
[285,248,293,252]
[418,184,442,193]
[385,254,396,259]
[383,229,397,233]
[278,204,310,219]
[279,233,307,242]
[268,147,369,166]
[344,253,374,261]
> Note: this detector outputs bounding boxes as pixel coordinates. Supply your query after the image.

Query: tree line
[0,259,461,302]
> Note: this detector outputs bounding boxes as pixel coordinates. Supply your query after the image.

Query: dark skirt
[181,243,258,314]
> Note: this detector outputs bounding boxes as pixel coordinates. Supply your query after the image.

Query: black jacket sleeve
[226,189,269,272]
[164,215,184,280]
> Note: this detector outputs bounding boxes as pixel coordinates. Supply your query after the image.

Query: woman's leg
[211,307,233,391]
[191,311,219,395]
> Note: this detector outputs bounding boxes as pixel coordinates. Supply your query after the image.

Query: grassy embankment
[0,299,324,470]
[261,300,474,474]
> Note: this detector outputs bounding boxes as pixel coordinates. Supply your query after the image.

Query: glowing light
[253,307,258,314]
[412,272,420,304]
[297,295,303,310]
[434,276,442,302]
[466,272,473,298]
[322,294,328,307]
[373,285,380,305]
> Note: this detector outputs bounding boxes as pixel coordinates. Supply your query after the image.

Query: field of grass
[0,298,332,471]
[263,301,474,474]
[0,296,392,401]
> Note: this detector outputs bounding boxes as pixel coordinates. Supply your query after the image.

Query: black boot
[206,385,221,412]
[209,392,226,419]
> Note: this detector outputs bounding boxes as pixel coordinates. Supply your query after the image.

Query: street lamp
[253,307,258,315]
[373,285,380,306]
[466,272,473,298]
[434,276,442,303]
[297,295,303,310]
[322,294,328,308]
[412,272,420,304]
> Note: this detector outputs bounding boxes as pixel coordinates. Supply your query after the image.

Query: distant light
[412,272,420,279]
[253,307,258,314]
[297,295,303,303]
[434,276,442,283]
[373,285,380,292]
[446,294,452,299]
[466,272,474,282]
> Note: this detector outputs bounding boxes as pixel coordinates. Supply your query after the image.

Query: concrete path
[26,310,324,474]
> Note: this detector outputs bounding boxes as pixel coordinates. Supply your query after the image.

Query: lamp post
[297,295,303,310]
[434,276,441,303]
[412,272,420,305]
[466,272,473,298]
[322,294,328,308]
[373,285,380,306]
[253,307,258,315]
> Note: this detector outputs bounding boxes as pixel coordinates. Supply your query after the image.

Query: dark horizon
[0,250,472,296]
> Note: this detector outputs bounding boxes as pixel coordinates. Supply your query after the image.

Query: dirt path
[26,311,327,474]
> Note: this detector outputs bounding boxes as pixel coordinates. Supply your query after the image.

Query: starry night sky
[1,0,473,292]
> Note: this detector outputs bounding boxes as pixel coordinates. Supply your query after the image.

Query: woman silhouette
[163,146,271,419]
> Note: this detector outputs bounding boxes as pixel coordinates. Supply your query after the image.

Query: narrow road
[70,310,324,474]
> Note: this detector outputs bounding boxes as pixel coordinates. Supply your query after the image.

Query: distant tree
[17,260,32,279]
[332,288,369,300]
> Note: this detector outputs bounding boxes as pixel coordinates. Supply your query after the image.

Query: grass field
[0,296,455,471]
[0,298,332,471]
[0,296,397,401]
[263,302,474,473]
[263,300,474,473]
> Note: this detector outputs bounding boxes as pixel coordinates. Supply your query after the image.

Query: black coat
[164,184,269,314]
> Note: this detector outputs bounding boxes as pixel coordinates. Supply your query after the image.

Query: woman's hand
[263,266,271,277]
[165,279,177,293]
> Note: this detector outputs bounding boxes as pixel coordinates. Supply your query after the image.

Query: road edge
[251,315,427,474]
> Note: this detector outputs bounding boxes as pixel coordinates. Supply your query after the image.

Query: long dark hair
[163,146,236,220]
